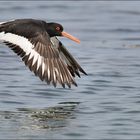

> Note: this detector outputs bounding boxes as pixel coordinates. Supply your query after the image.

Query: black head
[46,22,64,37]
[46,22,80,43]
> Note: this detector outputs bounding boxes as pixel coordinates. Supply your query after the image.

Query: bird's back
[0,19,47,38]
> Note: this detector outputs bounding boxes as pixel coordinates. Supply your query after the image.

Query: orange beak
[61,31,80,44]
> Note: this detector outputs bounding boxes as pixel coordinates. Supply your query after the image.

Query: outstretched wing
[51,37,87,77]
[0,20,86,88]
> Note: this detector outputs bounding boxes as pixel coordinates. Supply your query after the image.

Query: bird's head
[47,22,80,43]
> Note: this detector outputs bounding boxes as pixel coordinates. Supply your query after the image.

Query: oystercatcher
[0,19,87,88]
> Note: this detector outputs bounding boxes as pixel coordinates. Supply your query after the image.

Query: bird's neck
[45,23,54,37]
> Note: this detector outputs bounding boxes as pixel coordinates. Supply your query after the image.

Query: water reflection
[0,102,79,130]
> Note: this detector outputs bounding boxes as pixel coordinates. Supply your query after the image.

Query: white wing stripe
[0,32,32,55]
[42,62,45,76]
[0,20,15,25]
[37,55,42,70]
[32,50,39,66]
[0,31,46,72]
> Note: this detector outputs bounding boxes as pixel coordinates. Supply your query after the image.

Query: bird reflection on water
[0,102,80,130]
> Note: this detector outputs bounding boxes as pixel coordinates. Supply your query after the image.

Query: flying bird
[0,19,87,88]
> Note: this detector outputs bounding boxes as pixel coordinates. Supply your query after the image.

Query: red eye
[56,26,60,31]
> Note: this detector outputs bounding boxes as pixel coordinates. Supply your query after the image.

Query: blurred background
[0,1,140,139]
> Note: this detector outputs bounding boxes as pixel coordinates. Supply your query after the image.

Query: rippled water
[0,1,140,139]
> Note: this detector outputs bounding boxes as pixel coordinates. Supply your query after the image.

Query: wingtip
[79,68,87,75]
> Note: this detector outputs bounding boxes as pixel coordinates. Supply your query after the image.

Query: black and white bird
[0,19,87,88]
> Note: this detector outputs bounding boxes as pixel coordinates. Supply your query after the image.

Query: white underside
[0,31,45,76]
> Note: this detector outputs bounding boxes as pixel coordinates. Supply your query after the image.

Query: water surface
[0,1,140,139]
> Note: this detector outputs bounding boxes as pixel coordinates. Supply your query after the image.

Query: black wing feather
[0,19,86,88]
